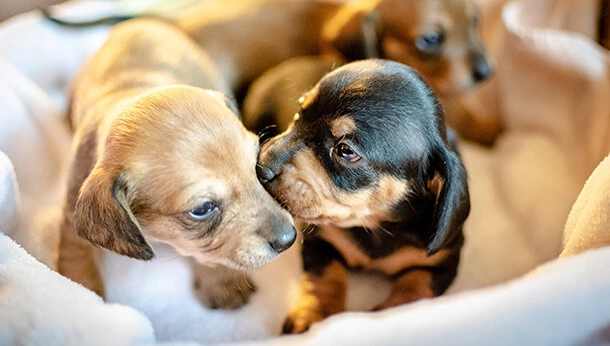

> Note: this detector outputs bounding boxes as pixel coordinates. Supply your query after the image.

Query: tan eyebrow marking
[331,116,357,138]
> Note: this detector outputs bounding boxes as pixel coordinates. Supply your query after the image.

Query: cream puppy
[59,18,296,308]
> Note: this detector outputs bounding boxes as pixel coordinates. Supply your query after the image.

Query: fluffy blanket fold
[0,0,609,345]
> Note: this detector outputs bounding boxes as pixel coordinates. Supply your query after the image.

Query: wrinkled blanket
[0,0,609,345]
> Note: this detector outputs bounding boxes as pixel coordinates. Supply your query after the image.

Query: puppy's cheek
[138,217,185,245]
[139,217,232,265]
[285,180,318,216]
[273,173,323,219]
[192,230,279,269]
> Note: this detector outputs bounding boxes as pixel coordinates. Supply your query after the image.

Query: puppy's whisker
[304,225,316,235]
[377,224,395,238]
[222,266,232,296]
[258,124,277,138]
[244,270,255,290]
[233,269,241,292]
[362,226,372,236]
[404,196,416,213]
[364,226,382,244]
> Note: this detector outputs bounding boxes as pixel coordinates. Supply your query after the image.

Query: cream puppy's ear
[73,164,154,260]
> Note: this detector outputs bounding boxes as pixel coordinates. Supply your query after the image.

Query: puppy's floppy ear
[73,164,154,260]
[426,143,470,255]
[323,9,380,60]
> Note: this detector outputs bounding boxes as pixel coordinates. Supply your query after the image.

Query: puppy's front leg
[283,237,347,334]
[58,212,105,298]
[191,263,256,310]
[373,269,435,311]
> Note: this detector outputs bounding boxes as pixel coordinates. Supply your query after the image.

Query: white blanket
[0,165,154,344]
[0,0,609,345]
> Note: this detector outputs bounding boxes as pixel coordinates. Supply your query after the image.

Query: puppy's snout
[257,164,279,185]
[269,224,297,253]
[472,59,492,83]
[260,215,296,253]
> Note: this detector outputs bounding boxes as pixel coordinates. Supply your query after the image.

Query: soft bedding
[0,0,608,345]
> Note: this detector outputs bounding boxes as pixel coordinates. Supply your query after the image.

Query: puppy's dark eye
[188,201,218,221]
[334,143,361,163]
[415,30,445,54]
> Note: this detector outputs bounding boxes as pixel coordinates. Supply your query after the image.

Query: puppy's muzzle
[471,52,493,83]
[265,217,297,253]
[257,134,296,185]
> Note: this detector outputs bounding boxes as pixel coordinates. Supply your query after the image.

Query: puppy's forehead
[124,87,260,210]
[315,60,435,111]
[304,60,439,156]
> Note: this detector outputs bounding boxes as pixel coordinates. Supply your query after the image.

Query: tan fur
[58,221,105,297]
[374,269,434,310]
[284,261,347,334]
[59,19,294,305]
[330,116,357,139]
[285,248,437,331]
[318,225,452,275]
[191,264,257,309]
[265,147,409,229]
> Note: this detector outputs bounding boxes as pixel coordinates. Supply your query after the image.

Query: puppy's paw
[192,264,257,310]
[202,276,256,310]
[282,303,324,334]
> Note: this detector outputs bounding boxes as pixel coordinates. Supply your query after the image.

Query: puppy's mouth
[269,179,318,218]
[425,59,494,96]
[269,178,376,228]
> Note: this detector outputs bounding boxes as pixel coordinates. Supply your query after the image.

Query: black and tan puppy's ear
[73,164,154,260]
[426,142,470,255]
[322,7,380,60]
[206,90,241,118]
[223,94,241,118]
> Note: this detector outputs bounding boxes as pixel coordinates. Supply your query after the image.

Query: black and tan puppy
[256,59,470,333]
[58,18,296,308]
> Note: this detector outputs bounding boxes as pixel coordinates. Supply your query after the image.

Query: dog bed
[0,0,608,344]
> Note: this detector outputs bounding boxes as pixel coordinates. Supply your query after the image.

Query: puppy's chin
[433,76,482,96]
[190,253,279,271]
[144,225,282,271]
[171,243,280,271]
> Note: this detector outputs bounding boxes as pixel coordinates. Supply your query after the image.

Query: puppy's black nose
[257,164,278,185]
[269,226,297,253]
[472,60,492,82]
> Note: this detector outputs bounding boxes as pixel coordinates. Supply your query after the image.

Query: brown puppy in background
[177,0,491,96]
[59,18,296,308]
[257,60,470,333]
